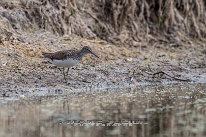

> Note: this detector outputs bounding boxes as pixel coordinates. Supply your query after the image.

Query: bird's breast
[52,58,79,68]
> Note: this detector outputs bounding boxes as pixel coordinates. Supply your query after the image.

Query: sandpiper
[43,46,99,81]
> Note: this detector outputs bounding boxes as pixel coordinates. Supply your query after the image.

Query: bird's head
[82,46,99,58]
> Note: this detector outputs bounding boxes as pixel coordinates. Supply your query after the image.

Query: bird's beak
[90,51,99,58]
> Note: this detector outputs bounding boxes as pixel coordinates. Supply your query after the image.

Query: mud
[0,30,206,99]
[0,0,205,100]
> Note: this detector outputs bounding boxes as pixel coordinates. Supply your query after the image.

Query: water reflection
[0,83,206,137]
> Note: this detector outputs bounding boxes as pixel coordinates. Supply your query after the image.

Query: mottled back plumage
[43,49,80,60]
[43,46,99,61]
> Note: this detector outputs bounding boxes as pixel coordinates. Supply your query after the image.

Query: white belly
[52,58,78,68]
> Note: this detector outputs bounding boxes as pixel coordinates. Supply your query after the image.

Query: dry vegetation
[0,0,205,45]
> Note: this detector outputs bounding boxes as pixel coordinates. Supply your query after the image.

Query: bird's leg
[58,67,67,82]
[66,68,70,76]
[58,68,62,73]
[62,67,67,82]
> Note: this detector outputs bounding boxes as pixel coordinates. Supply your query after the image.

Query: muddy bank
[0,1,205,98]
[0,30,206,98]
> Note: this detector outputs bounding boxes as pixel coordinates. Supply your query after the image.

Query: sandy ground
[0,30,206,98]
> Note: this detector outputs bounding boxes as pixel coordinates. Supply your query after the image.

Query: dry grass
[0,0,205,46]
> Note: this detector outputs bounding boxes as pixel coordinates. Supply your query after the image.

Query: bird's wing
[44,50,78,60]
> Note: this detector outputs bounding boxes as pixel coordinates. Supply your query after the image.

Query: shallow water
[0,83,206,137]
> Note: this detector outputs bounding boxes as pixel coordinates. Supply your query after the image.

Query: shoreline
[1,80,206,102]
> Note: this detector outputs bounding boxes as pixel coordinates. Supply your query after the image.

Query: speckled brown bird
[43,46,99,81]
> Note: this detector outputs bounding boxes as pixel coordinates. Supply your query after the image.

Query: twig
[145,71,190,82]
[153,71,190,82]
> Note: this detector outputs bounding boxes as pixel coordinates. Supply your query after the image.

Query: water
[0,83,206,137]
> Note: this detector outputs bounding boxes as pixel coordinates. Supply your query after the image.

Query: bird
[43,46,99,82]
